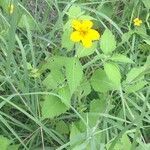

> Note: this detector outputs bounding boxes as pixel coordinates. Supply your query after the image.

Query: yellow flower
[8,4,14,14]
[70,20,100,48]
[133,18,142,26]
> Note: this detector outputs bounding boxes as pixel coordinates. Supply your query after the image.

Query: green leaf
[55,121,69,134]
[110,54,134,63]
[90,99,106,113]
[97,2,113,18]
[142,0,150,9]
[76,42,97,58]
[104,63,121,88]
[42,95,68,119]
[58,86,71,106]
[126,67,145,83]
[7,145,19,150]
[66,58,83,94]
[78,15,95,20]
[107,133,131,150]
[67,5,83,18]
[90,69,114,93]
[18,14,38,30]
[62,28,74,51]
[125,80,148,93]
[0,135,11,150]
[100,29,116,54]
[43,69,64,90]
[77,79,91,98]
[121,31,133,44]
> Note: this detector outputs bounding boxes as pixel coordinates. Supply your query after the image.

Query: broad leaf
[58,86,71,106]
[126,67,145,83]
[125,80,147,93]
[42,95,68,119]
[100,29,116,54]
[110,54,134,63]
[104,63,121,88]
[67,5,83,18]
[76,42,97,58]
[66,58,83,94]
[62,28,74,51]
[91,69,114,92]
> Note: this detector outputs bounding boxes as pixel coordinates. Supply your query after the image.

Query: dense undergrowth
[0,0,150,150]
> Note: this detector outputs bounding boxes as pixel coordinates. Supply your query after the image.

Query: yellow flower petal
[72,20,82,30]
[70,31,82,42]
[8,4,14,14]
[82,20,93,30]
[82,39,92,48]
[87,29,100,41]
[133,18,142,26]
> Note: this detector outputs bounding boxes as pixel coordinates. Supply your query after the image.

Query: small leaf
[110,54,134,63]
[104,63,121,88]
[0,135,11,150]
[100,29,116,54]
[78,15,95,20]
[97,2,113,18]
[126,67,145,83]
[142,0,150,9]
[125,80,148,93]
[90,69,114,92]
[76,42,97,58]
[66,58,83,94]
[62,28,74,51]
[42,95,68,119]
[55,121,69,134]
[67,5,83,18]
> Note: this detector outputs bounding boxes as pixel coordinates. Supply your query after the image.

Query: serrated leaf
[100,29,116,54]
[104,63,121,88]
[42,95,68,119]
[126,67,145,83]
[0,135,11,150]
[76,42,97,58]
[66,58,83,94]
[110,54,134,63]
[90,69,114,92]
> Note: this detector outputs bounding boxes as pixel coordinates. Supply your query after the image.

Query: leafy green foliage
[0,1,149,149]
[0,135,11,150]
[65,57,83,94]
[100,29,116,54]
[104,63,121,88]
[42,95,68,119]
[91,69,114,92]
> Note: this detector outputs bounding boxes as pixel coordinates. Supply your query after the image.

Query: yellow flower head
[133,18,142,26]
[70,20,100,48]
[8,4,14,14]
